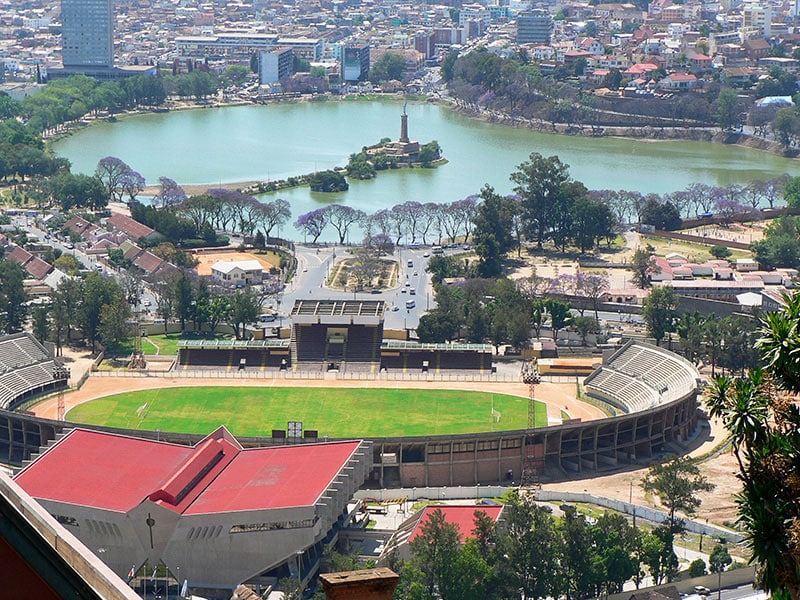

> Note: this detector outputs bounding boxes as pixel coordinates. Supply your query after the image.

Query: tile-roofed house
[24,256,53,281]
[132,251,164,274]
[105,214,161,242]
[62,216,95,238]
[5,245,33,267]
[122,244,144,262]
[658,72,697,90]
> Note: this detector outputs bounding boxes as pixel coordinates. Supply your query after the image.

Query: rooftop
[15,428,362,515]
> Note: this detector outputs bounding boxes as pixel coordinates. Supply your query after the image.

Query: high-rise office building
[342,43,370,82]
[61,0,114,68]
[259,47,293,84]
[516,9,553,45]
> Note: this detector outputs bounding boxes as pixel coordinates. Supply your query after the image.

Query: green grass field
[66,387,547,438]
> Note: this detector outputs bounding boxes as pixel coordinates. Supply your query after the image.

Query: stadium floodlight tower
[521,361,542,487]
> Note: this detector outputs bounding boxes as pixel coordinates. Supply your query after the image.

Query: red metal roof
[185,441,361,514]
[409,505,504,543]
[15,429,361,516]
[14,430,193,513]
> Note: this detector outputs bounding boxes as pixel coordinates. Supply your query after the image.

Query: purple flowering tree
[155,177,187,208]
[119,168,145,203]
[95,156,131,203]
[295,208,329,244]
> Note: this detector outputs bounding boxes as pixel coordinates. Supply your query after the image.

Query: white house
[211,259,264,285]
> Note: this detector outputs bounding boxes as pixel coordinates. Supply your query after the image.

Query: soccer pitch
[66,387,549,438]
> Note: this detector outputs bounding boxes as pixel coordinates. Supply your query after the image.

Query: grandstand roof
[291,299,384,318]
[177,339,291,349]
[382,340,493,352]
[15,428,363,515]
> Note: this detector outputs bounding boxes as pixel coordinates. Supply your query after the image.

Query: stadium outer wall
[0,389,697,486]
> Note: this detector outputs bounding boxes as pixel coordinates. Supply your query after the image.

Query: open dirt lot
[192,251,275,276]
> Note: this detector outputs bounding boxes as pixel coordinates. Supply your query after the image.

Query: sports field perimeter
[66,387,547,438]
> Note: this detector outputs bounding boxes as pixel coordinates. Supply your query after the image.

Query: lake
[53,100,800,221]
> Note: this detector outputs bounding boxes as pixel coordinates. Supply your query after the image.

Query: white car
[143,299,151,307]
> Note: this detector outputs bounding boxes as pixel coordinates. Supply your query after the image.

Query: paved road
[282,244,445,332]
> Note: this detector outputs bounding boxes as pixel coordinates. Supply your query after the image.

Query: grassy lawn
[66,387,546,438]
[640,235,751,261]
[104,338,158,357]
[146,333,232,356]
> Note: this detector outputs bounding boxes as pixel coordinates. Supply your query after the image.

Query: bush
[710,245,732,260]
[689,558,707,577]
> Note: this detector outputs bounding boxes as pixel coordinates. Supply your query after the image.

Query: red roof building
[15,427,372,593]
[381,504,504,561]
[105,214,161,242]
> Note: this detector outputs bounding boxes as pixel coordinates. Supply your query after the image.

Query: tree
[31,305,50,345]
[226,288,260,340]
[710,245,732,260]
[472,185,515,277]
[784,175,800,209]
[154,176,187,208]
[704,292,800,597]
[369,52,407,82]
[641,455,715,535]
[750,216,800,269]
[709,543,732,573]
[640,198,682,231]
[95,156,131,203]
[309,169,348,192]
[716,88,741,131]
[643,286,678,346]
[689,558,707,578]
[511,153,573,250]
[80,272,124,352]
[498,491,563,600]
[119,168,145,202]
[98,300,132,352]
[546,298,571,342]
[0,258,28,333]
[326,205,365,244]
[408,508,461,598]
[572,315,599,346]
[295,208,329,244]
[629,248,658,289]
[345,152,376,180]
[576,272,609,320]
[418,141,441,165]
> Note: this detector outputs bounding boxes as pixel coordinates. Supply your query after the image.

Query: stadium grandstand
[291,299,385,373]
[0,333,68,409]
[14,426,372,595]
[176,299,495,375]
[177,339,291,371]
[584,340,700,413]
[380,340,493,373]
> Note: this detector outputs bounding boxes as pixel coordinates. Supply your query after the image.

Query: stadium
[0,299,701,594]
[0,299,702,484]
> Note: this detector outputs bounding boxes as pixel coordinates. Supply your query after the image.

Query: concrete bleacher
[0,334,65,408]
[584,341,699,413]
[0,333,50,372]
